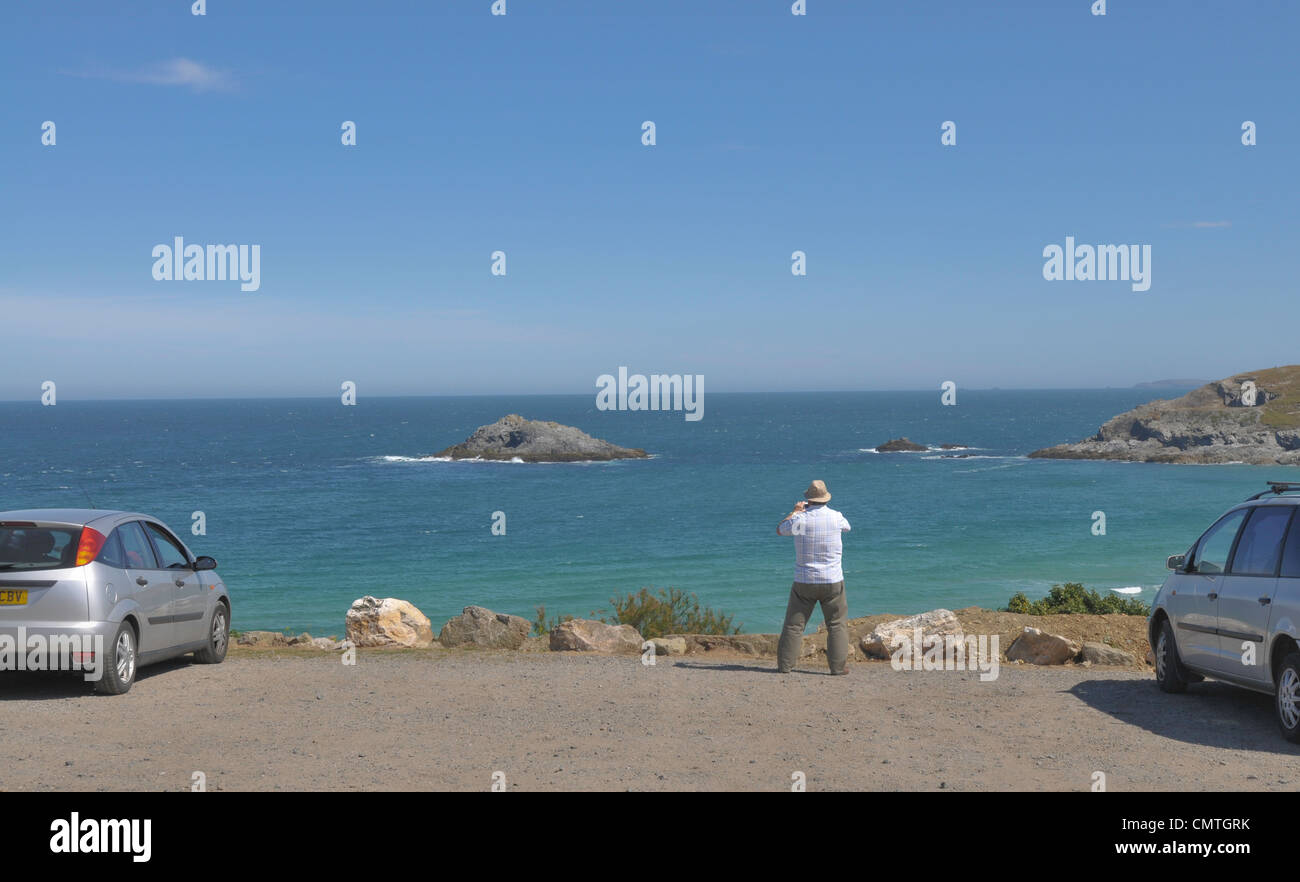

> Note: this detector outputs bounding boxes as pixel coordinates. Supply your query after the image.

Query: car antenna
[77,485,98,510]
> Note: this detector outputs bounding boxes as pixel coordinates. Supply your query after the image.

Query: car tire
[1275,653,1300,742]
[194,603,229,665]
[94,621,137,695]
[1154,619,1190,694]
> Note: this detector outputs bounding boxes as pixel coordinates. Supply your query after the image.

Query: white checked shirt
[777,504,851,583]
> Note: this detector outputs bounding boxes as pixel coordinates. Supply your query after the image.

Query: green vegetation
[531,606,573,637]
[1005,582,1149,616]
[533,588,741,638]
[602,587,741,638]
[1246,366,1300,429]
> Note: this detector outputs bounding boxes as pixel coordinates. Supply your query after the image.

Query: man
[775,479,851,674]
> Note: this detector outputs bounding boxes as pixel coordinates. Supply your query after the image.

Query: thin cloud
[64,58,235,92]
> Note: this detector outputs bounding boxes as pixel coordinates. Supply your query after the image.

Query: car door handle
[174,579,185,587]
[136,577,148,586]
[1207,592,1218,600]
[1259,597,1272,605]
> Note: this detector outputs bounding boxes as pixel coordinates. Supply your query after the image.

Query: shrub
[1006,582,1148,616]
[531,605,573,637]
[602,587,740,638]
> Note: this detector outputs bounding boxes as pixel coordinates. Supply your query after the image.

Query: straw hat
[803,480,831,503]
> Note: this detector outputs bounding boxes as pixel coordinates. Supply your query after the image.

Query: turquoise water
[2,390,1290,635]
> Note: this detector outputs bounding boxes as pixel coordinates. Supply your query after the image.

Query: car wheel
[94,621,137,695]
[1275,653,1300,742]
[1154,619,1189,693]
[194,604,229,664]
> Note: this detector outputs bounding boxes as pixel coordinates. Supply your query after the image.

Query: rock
[1006,627,1081,665]
[344,596,435,648]
[439,605,532,649]
[310,637,338,651]
[288,632,314,645]
[1080,641,1137,666]
[676,633,781,657]
[860,609,964,659]
[875,437,927,453]
[1028,366,1300,464]
[649,637,687,656]
[550,619,644,653]
[1145,647,1156,666]
[434,414,649,462]
[235,630,294,647]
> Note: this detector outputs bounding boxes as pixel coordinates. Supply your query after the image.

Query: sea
[2,389,1288,636]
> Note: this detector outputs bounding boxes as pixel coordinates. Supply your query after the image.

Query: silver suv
[1150,482,1300,741]
[0,509,231,694]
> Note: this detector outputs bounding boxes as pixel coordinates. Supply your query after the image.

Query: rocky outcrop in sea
[434,414,649,462]
[1029,367,1300,464]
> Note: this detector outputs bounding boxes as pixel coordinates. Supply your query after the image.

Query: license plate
[0,590,27,605]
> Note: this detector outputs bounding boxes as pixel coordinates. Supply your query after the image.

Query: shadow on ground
[1069,676,1297,754]
[0,657,192,701]
[671,660,841,676]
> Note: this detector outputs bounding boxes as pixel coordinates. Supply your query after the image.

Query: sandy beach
[1,645,1294,792]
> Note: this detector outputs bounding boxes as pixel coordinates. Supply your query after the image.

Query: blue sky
[2,0,1296,399]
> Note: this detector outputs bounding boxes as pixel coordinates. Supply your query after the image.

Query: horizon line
[0,385,1201,405]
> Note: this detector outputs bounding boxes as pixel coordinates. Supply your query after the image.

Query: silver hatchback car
[1150,482,1300,741]
[0,509,230,694]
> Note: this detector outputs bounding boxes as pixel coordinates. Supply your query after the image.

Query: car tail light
[74,528,106,566]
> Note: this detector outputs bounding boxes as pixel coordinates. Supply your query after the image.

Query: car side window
[116,521,159,570]
[1192,508,1249,575]
[95,529,126,569]
[145,522,191,569]
[1280,514,1300,578]
[1229,506,1294,576]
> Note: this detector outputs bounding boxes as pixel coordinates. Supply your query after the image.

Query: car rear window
[1230,506,1294,576]
[0,525,82,571]
[1281,516,1300,579]
[96,529,126,568]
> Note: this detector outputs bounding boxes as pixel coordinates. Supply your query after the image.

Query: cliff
[1029,366,1300,464]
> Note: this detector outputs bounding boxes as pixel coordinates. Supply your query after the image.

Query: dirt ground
[2,642,1295,792]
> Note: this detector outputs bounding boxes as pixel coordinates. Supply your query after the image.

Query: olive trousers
[777,580,848,674]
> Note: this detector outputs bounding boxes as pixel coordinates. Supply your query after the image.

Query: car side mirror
[193,555,218,571]
[1166,554,1186,571]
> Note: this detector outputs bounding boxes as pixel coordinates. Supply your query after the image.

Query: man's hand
[777,501,806,534]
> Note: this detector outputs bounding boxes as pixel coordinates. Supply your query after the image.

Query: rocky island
[875,437,928,452]
[874,438,965,453]
[434,414,649,462]
[1029,366,1300,464]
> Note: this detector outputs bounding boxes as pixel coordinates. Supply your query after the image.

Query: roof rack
[1246,481,1300,500]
